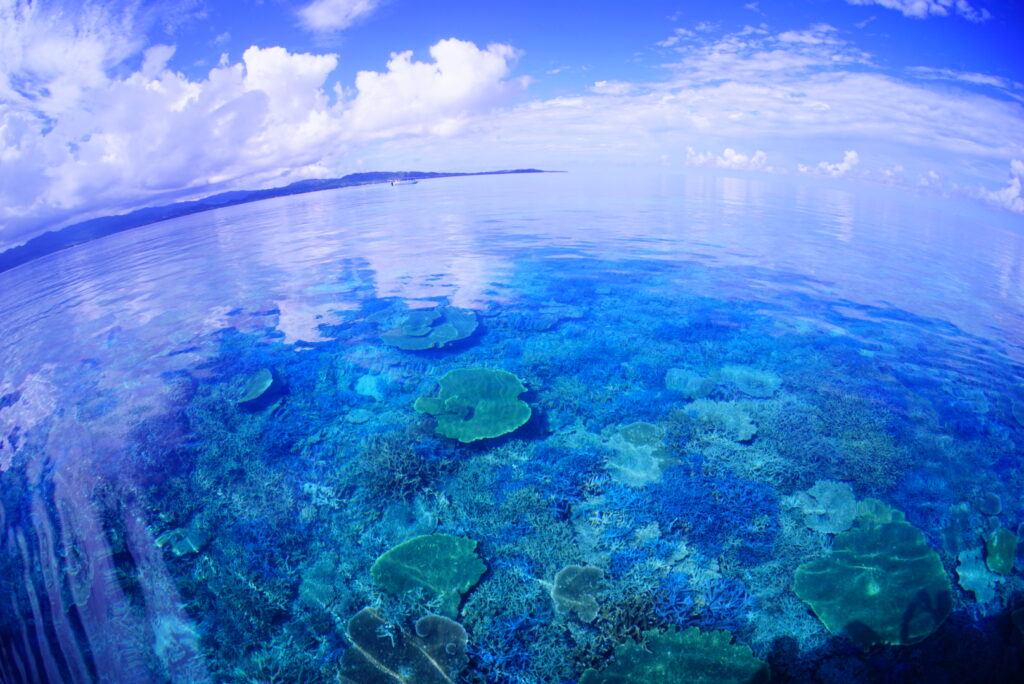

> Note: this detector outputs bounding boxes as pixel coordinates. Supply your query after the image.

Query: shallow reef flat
[93,253,1022,683]
[1,176,1022,683]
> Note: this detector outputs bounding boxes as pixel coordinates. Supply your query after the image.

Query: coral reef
[339,608,468,683]
[985,527,1018,575]
[784,480,858,535]
[550,564,605,623]
[376,306,478,351]
[24,248,1023,683]
[578,627,770,684]
[794,506,951,648]
[414,368,531,443]
[371,534,487,618]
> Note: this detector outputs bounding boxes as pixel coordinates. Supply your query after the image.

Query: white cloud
[977,160,1024,213]
[298,0,382,32]
[907,66,1023,102]
[660,23,873,86]
[656,27,695,48]
[0,2,524,249]
[4,7,1024,249]
[343,39,525,138]
[799,151,860,176]
[348,21,1023,221]
[349,23,1021,215]
[590,80,636,96]
[845,0,990,22]
[687,146,770,171]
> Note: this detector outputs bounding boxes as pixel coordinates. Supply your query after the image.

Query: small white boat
[390,179,418,186]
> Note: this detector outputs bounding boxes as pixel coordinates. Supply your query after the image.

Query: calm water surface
[0,171,1022,682]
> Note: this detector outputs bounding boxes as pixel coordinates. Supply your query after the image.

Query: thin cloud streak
[298,0,383,32]
[845,0,991,22]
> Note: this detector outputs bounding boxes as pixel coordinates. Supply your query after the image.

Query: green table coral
[550,565,604,623]
[985,527,1018,575]
[379,306,478,350]
[794,510,951,649]
[371,534,487,618]
[237,367,285,411]
[415,368,532,443]
[340,608,468,683]
[579,627,769,684]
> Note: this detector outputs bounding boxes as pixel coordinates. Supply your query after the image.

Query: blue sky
[1,0,1022,249]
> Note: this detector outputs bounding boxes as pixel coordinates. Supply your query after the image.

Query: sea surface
[0,171,1022,683]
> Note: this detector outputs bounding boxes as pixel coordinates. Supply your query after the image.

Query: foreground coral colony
[1,0,1023,682]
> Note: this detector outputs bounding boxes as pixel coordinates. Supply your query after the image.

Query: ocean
[0,170,1021,682]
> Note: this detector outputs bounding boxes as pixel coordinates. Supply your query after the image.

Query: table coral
[415,368,531,443]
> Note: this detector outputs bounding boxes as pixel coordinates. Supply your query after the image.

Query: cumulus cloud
[845,0,990,22]
[686,146,771,171]
[351,21,1020,215]
[343,40,526,138]
[0,2,523,248]
[298,0,382,32]
[978,160,1024,213]
[799,151,860,177]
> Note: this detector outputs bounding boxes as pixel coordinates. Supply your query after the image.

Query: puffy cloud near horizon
[345,21,1021,216]
[977,160,1024,214]
[0,2,523,250]
[686,147,771,171]
[298,0,383,32]
[845,0,990,22]
[3,6,1023,250]
[799,150,860,177]
[344,40,527,138]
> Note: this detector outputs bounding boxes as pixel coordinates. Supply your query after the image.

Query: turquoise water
[0,171,1022,682]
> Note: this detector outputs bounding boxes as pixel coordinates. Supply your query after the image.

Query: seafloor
[1,179,1023,683]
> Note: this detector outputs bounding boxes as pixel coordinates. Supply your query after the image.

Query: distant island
[0,169,551,274]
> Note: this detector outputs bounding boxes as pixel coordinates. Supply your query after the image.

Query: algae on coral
[604,422,676,487]
[687,399,757,442]
[957,547,999,602]
[719,365,782,398]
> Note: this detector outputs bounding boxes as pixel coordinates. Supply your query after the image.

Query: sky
[1,0,1023,250]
